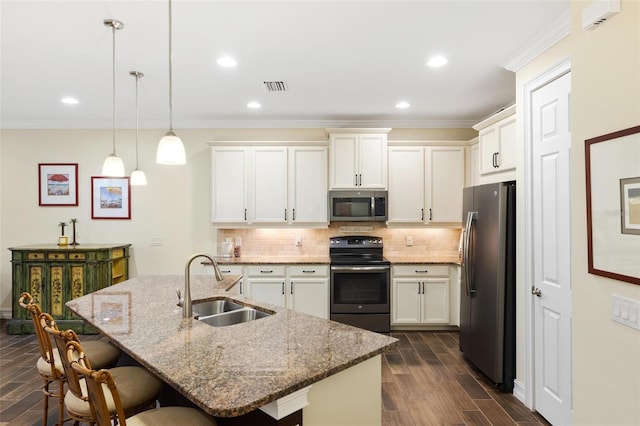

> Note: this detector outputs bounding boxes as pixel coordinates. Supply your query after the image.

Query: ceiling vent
[262,81,288,92]
[582,0,620,31]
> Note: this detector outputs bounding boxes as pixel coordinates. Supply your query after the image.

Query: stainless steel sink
[192,299,244,318]
[197,308,271,327]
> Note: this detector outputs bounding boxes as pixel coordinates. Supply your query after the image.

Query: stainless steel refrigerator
[460,181,516,392]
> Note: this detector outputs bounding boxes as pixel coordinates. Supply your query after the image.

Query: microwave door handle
[371,196,375,219]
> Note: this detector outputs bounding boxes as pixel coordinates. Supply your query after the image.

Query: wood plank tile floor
[0,321,549,425]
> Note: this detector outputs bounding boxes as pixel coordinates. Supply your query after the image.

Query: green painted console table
[7,243,130,334]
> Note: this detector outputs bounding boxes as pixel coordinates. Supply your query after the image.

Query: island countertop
[66,275,397,418]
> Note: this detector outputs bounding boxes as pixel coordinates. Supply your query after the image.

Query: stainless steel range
[329,236,391,333]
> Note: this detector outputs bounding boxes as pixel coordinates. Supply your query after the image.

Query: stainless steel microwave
[329,190,388,222]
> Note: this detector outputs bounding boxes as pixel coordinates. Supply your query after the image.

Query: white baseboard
[0,308,12,320]
[513,379,527,406]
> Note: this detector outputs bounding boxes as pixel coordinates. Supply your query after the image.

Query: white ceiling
[0,0,569,130]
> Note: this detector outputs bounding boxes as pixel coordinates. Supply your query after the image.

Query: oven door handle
[330,265,390,272]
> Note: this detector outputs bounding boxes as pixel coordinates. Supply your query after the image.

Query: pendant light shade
[102,18,125,177]
[130,71,147,185]
[157,0,186,165]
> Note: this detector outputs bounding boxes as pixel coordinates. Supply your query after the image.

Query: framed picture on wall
[585,125,640,285]
[91,176,131,219]
[38,163,78,206]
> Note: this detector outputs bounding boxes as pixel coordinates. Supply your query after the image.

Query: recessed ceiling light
[61,97,79,105]
[426,55,448,68]
[247,101,261,109]
[216,56,237,68]
[396,101,410,109]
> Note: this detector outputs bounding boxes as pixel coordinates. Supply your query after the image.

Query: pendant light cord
[168,0,174,132]
[111,23,117,155]
[135,73,140,168]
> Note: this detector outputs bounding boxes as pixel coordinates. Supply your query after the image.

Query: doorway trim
[522,56,571,409]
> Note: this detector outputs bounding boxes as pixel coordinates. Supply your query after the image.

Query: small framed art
[91,176,131,219]
[38,163,78,206]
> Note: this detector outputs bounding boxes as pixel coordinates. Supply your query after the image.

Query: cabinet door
[289,147,328,224]
[211,147,248,223]
[479,126,500,175]
[497,116,516,171]
[426,146,464,223]
[421,278,449,324]
[330,135,358,188]
[252,147,288,223]
[358,135,387,188]
[288,279,329,319]
[247,279,286,307]
[391,279,421,324]
[388,147,425,223]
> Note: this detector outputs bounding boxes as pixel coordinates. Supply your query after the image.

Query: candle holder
[70,218,79,245]
[58,221,68,246]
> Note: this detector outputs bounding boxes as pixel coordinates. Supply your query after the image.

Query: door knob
[531,286,542,297]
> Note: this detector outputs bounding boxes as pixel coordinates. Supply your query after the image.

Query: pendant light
[130,71,147,185]
[102,19,126,177]
[156,0,186,165]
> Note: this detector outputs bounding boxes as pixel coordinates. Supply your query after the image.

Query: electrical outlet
[151,237,162,247]
[235,236,242,247]
[406,236,413,246]
[295,236,302,247]
[612,294,640,330]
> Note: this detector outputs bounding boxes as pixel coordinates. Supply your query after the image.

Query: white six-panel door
[531,71,572,426]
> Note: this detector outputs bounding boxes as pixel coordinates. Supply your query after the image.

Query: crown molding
[501,9,571,72]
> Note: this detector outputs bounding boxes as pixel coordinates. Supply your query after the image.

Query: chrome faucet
[183,253,224,318]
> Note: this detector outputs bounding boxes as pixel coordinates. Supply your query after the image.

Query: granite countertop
[66,275,397,418]
[215,255,460,265]
[214,255,330,265]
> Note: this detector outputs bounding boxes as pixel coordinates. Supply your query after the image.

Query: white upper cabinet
[211,145,328,226]
[388,145,464,225]
[388,147,425,223]
[329,130,389,189]
[289,147,328,224]
[425,146,465,223]
[253,147,288,223]
[211,147,249,223]
[474,105,516,178]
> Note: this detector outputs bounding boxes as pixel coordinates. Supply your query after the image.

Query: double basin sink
[192,299,271,327]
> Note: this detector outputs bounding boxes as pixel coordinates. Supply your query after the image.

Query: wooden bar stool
[66,340,217,426]
[44,316,164,425]
[18,292,122,426]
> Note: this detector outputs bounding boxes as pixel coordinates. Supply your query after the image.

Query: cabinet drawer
[112,248,125,259]
[392,264,450,277]
[217,265,244,275]
[47,253,66,260]
[68,252,86,260]
[288,265,329,277]
[246,265,286,277]
[27,253,45,260]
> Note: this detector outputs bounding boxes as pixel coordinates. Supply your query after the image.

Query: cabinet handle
[355,174,358,186]
[417,282,421,295]
[415,270,428,273]
[221,270,231,274]
[302,270,315,273]
[260,270,273,274]
[429,208,432,221]
[292,208,296,221]
[244,208,247,221]
[284,209,287,221]
[421,208,424,221]
[359,174,362,186]
[239,281,243,294]
[282,282,285,295]
[290,282,294,294]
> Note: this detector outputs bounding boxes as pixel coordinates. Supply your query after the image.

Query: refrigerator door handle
[463,211,477,296]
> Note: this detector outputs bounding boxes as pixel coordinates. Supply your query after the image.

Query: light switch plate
[611,294,640,331]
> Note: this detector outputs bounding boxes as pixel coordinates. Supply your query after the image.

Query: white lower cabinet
[391,265,451,327]
[217,265,245,296]
[244,265,329,319]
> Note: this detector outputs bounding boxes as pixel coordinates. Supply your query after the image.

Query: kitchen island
[66,274,397,425]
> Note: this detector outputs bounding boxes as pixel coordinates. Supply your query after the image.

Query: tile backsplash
[217,224,462,258]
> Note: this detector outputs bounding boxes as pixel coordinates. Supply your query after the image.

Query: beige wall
[0,127,471,315]
[569,1,640,424]
[517,1,640,424]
